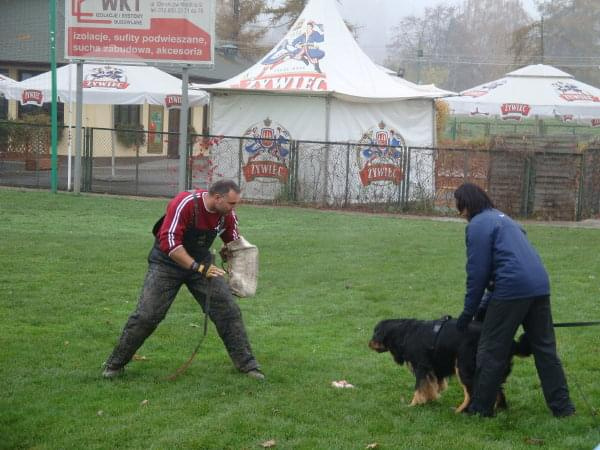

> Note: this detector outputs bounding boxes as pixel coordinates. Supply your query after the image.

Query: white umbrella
[3,63,209,107]
[444,64,600,122]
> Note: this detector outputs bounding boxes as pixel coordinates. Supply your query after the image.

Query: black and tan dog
[368,317,531,413]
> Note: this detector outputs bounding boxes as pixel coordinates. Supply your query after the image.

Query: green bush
[115,122,146,149]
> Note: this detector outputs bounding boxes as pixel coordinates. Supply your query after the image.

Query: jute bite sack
[222,236,259,297]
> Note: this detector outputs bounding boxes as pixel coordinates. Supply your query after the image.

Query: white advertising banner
[65,0,215,65]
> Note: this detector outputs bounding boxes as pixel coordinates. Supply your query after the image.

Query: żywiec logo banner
[241,118,291,184]
[357,122,405,187]
[65,0,215,64]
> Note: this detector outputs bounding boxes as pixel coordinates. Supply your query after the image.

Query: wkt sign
[65,0,215,65]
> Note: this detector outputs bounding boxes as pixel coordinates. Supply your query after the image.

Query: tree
[386,0,531,91]
[267,0,306,28]
[216,0,270,58]
[512,0,600,85]
[266,0,358,38]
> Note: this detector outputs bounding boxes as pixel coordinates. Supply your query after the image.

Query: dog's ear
[371,321,389,343]
[369,321,390,352]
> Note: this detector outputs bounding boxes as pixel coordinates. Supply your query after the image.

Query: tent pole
[73,61,84,194]
[178,65,190,192]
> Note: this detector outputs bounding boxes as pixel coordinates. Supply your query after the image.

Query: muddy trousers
[470,296,574,416]
[105,254,259,373]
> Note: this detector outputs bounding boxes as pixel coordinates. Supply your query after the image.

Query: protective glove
[190,254,224,278]
[456,311,472,332]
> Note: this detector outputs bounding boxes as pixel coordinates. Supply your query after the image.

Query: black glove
[474,307,487,322]
[456,312,472,332]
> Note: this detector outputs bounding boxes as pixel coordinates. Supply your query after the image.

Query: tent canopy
[0,74,20,98]
[193,0,451,103]
[2,63,209,107]
[445,64,600,121]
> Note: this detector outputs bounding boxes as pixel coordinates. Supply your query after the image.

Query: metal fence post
[344,143,350,207]
[134,145,139,196]
[576,152,584,221]
[403,147,412,209]
[81,127,92,192]
[238,138,243,188]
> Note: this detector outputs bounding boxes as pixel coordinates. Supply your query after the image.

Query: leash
[554,321,600,328]
[165,258,214,381]
[554,320,600,425]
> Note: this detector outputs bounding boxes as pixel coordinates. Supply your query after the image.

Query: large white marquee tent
[445,64,600,123]
[193,0,451,202]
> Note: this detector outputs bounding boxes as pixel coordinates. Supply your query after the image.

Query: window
[113,105,141,127]
[17,69,64,123]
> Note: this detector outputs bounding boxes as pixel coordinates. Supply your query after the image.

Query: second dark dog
[368,317,531,412]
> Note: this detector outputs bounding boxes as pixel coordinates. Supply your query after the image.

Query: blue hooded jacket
[463,208,550,316]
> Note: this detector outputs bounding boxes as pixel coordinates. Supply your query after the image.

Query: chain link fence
[1,121,599,221]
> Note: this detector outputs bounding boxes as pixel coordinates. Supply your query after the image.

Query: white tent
[444,64,600,123]
[1,74,22,103]
[3,63,209,107]
[0,74,20,98]
[192,0,451,202]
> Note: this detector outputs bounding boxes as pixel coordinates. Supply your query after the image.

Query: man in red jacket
[102,179,264,380]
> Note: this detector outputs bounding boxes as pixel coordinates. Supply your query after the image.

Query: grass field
[1,188,599,449]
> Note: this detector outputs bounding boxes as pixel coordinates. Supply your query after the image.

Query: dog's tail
[512,332,533,357]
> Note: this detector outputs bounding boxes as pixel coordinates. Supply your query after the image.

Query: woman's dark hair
[209,179,241,196]
[453,183,494,220]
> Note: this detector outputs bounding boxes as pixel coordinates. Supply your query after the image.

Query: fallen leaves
[260,439,276,448]
[132,354,148,361]
[524,437,545,445]
[366,443,379,449]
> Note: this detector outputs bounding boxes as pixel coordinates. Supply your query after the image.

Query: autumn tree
[386,0,531,91]
[266,0,358,38]
[216,0,270,58]
[512,0,600,85]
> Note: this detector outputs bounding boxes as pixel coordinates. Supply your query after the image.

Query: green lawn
[1,188,599,449]
[443,115,600,142]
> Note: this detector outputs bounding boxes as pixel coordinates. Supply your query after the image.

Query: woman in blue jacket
[454,183,575,418]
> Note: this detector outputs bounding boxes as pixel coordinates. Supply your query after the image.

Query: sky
[336,0,540,63]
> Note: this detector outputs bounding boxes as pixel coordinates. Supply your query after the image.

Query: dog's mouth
[368,340,387,352]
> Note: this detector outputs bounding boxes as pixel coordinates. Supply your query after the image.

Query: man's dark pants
[469,295,574,416]
[105,247,259,373]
